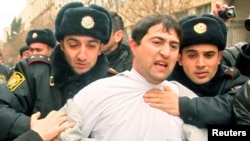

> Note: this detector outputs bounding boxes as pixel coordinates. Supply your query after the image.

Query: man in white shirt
[60,14,188,141]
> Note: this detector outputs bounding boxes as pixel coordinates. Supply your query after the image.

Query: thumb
[163,86,171,91]
[31,112,41,122]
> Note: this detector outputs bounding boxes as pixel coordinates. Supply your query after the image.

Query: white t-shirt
[73,69,185,141]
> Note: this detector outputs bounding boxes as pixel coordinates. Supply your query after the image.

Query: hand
[143,86,180,116]
[212,1,232,22]
[30,111,75,141]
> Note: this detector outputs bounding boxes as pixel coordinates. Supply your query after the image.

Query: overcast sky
[0,0,26,39]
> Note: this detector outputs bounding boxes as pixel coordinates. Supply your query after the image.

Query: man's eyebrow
[184,49,197,53]
[65,37,100,43]
[87,39,100,43]
[65,37,79,42]
[150,36,180,44]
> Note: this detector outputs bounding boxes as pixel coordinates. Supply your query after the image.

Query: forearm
[0,105,30,140]
[13,130,43,141]
[0,83,32,140]
[179,94,234,127]
[234,80,250,125]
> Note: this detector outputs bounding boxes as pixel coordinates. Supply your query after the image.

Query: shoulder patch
[27,55,50,66]
[108,67,118,75]
[224,67,240,80]
[7,72,25,91]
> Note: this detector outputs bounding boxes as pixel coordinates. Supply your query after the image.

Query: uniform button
[188,117,192,121]
[69,92,72,95]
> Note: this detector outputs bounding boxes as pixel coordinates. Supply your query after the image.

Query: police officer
[9,29,55,77]
[26,28,56,56]
[9,45,31,76]
[18,45,30,60]
[168,14,249,126]
[0,2,113,140]
[102,11,133,73]
[143,14,249,140]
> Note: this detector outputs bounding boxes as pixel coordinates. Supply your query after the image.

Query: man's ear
[129,39,137,56]
[60,42,64,51]
[114,30,124,43]
[99,44,104,55]
[49,47,53,54]
[218,50,223,64]
[178,54,183,66]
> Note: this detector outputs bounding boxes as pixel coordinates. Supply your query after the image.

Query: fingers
[163,86,171,91]
[46,110,66,119]
[144,88,166,96]
[30,110,75,141]
[55,116,67,128]
[60,122,76,132]
[213,1,228,16]
[46,111,74,130]
[215,1,223,9]
[144,88,167,104]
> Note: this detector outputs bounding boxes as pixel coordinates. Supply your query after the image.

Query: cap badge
[193,23,207,34]
[32,32,38,38]
[81,16,95,29]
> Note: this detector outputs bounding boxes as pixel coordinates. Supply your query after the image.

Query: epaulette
[224,67,240,80]
[27,55,50,66]
[108,67,118,75]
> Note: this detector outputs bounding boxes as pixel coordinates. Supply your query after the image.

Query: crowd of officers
[0,1,250,141]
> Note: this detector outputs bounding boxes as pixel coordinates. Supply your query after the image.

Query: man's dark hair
[19,45,29,56]
[132,14,183,45]
[109,11,124,32]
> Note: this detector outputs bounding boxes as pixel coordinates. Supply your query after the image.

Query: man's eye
[205,53,214,58]
[87,43,98,48]
[88,45,95,48]
[188,54,196,58]
[170,45,178,49]
[153,41,161,44]
[69,44,77,48]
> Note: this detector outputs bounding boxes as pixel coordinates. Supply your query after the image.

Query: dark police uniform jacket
[106,42,133,73]
[222,42,250,77]
[234,79,250,125]
[0,45,115,140]
[168,64,249,128]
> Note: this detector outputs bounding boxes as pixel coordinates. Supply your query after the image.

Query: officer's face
[61,35,102,75]
[102,30,123,54]
[130,23,180,84]
[20,50,31,59]
[178,44,222,85]
[29,42,52,56]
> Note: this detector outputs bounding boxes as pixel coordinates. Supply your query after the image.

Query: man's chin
[74,68,90,75]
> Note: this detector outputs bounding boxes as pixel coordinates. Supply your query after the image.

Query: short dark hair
[131,14,183,45]
[109,11,124,32]
[19,45,29,56]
